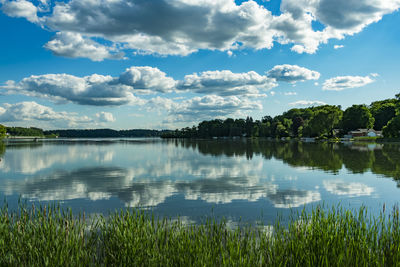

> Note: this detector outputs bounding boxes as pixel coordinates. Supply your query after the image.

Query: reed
[1,203,399,266]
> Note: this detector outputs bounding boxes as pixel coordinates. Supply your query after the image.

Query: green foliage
[0,204,97,266]
[6,126,44,137]
[382,115,400,138]
[0,125,6,139]
[342,105,374,132]
[303,106,342,137]
[2,203,400,266]
[370,101,397,130]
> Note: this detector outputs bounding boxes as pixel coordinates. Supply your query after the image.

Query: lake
[0,138,399,225]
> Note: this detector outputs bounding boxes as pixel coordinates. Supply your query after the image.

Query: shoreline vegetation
[161,93,400,140]
[1,203,400,266]
[0,93,399,140]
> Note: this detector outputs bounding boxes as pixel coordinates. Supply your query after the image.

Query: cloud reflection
[0,140,324,209]
[323,180,374,197]
[268,189,321,208]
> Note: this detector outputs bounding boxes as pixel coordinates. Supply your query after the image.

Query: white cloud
[0,66,177,106]
[2,67,280,105]
[0,101,93,128]
[322,75,374,91]
[96,112,115,123]
[177,70,276,96]
[149,95,262,123]
[278,0,400,54]
[2,0,399,59]
[44,32,126,61]
[289,100,327,107]
[267,64,320,83]
[2,73,139,106]
[43,0,276,57]
[119,66,176,93]
[370,73,379,77]
[1,0,39,23]
[334,45,344,49]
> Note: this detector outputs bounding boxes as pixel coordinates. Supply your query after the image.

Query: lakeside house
[345,129,382,138]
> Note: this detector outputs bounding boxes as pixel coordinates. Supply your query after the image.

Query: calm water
[1,138,400,225]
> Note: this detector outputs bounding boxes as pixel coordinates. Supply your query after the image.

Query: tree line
[162,93,400,139]
[2,126,45,137]
[43,129,166,138]
[0,126,167,138]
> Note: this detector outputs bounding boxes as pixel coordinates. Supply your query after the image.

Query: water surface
[1,139,399,225]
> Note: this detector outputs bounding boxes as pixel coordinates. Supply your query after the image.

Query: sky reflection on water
[0,139,399,224]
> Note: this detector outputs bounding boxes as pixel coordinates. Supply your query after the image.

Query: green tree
[370,102,397,130]
[259,122,272,137]
[342,105,374,133]
[305,106,342,137]
[0,124,6,139]
[275,122,289,137]
[382,115,400,138]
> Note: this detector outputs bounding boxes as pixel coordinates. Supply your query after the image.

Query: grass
[1,203,400,266]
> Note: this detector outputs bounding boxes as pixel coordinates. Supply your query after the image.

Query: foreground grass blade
[1,203,399,266]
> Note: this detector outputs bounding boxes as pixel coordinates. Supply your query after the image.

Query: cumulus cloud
[148,95,262,123]
[278,0,400,53]
[0,101,93,127]
[119,66,176,93]
[334,45,344,49]
[0,66,177,106]
[177,70,276,96]
[96,112,115,123]
[2,73,139,106]
[289,100,327,107]
[2,0,399,59]
[1,0,39,23]
[2,65,303,106]
[322,75,375,91]
[267,64,320,83]
[44,32,126,61]
[42,0,276,56]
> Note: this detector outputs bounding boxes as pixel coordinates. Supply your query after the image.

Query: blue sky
[0,0,400,130]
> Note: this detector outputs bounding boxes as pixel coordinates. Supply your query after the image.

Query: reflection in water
[0,142,5,158]
[2,166,279,207]
[0,139,399,222]
[177,139,400,181]
[268,189,321,208]
[0,142,115,174]
[323,180,374,197]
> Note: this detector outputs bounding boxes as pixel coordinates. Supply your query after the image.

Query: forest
[162,93,400,139]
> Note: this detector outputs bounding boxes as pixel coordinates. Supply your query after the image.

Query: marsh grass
[1,203,400,266]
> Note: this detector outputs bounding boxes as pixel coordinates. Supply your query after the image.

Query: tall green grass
[1,203,400,266]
